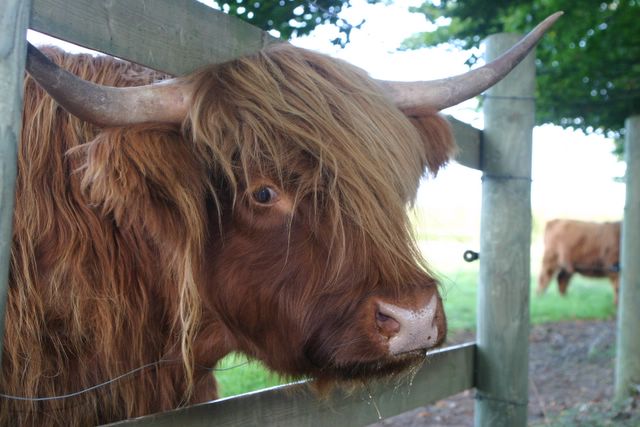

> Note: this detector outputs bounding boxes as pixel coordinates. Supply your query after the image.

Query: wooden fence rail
[615,115,640,400]
[31,0,280,75]
[0,0,32,361]
[107,344,475,427]
[474,33,534,427]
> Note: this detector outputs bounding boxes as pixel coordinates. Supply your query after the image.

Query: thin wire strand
[481,94,536,101]
[482,174,532,182]
[475,390,528,407]
[0,359,250,402]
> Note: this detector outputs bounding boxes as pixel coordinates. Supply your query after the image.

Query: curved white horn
[25,43,189,127]
[380,12,563,115]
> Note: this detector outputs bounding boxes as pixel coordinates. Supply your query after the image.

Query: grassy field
[214,353,284,397]
[213,264,617,398]
[439,269,616,330]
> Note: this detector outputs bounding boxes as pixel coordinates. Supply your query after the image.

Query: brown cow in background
[537,219,621,303]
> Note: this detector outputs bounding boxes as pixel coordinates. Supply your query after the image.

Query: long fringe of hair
[184,44,454,289]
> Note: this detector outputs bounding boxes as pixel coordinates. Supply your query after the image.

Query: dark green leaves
[403,0,640,142]
[222,0,377,45]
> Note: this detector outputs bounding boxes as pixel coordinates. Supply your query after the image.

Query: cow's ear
[78,124,208,236]
[408,113,457,176]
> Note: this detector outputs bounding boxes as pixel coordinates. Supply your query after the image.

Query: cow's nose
[376,296,440,355]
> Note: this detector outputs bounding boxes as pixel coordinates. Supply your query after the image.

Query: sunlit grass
[438,269,479,331]
[214,353,284,398]
[440,269,616,330]
[530,276,616,323]
[213,265,617,398]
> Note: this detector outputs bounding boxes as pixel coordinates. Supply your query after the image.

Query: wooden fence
[615,115,640,400]
[0,0,543,425]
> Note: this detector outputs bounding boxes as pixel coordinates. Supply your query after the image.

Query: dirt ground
[370,320,640,426]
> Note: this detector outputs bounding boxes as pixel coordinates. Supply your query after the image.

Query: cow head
[24,12,561,386]
[185,46,451,382]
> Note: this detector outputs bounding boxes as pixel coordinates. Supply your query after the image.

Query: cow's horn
[380,11,563,115]
[25,43,189,127]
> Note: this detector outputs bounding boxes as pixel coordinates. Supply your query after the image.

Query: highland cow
[2,13,560,425]
[537,219,621,303]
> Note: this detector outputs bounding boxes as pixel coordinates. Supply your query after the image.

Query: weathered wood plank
[447,115,481,170]
[0,0,33,362]
[475,34,535,427]
[615,115,640,400]
[30,0,280,75]
[105,343,475,426]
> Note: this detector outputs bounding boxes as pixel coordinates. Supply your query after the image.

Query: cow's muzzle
[375,295,445,355]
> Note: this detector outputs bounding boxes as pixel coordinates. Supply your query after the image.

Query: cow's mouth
[308,348,430,382]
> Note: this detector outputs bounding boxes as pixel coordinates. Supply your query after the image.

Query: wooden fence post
[615,115,640,400]
[474,33,535,427]
[0,0,32,359]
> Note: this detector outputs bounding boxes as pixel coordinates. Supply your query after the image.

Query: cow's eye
[252,186,278,205]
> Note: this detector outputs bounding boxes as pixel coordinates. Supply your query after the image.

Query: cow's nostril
[375,311,391,322]
[376,308,401,337]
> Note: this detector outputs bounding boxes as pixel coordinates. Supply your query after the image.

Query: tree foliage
[402,0,640,145]
[221,0,375,45]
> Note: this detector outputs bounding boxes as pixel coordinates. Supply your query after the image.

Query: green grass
[439,268,617,330]
[214,353,285,398]
[530,276,616,324]
[438,269,479,331]
[213,268,617,398]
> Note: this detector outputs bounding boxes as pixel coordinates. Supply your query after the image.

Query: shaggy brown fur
[4,44,455,425]
[537,219,621,304]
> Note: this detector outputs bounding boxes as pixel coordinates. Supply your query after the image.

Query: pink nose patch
[377,296,439,355]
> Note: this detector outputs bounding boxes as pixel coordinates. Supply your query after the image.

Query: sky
[27,0,626,240]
